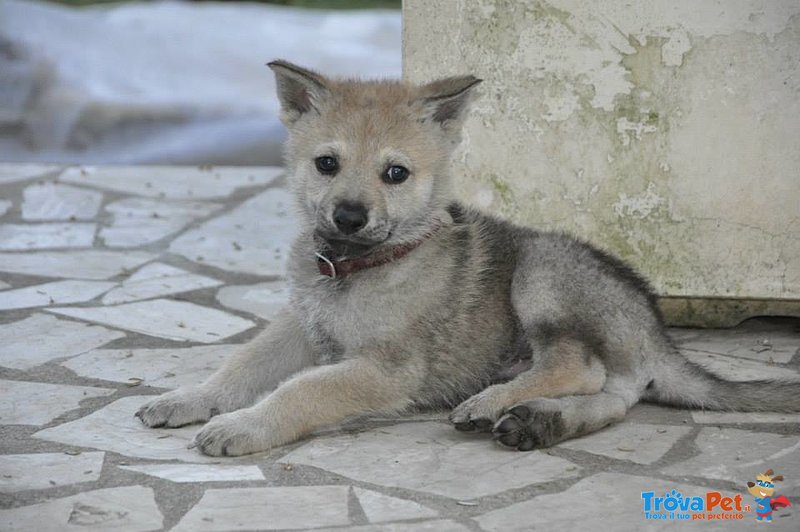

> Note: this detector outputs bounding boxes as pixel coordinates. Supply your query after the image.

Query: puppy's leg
[493,392,628,451]
[193,357,416,456]
[137,310,314,428]
[450,337,606,430]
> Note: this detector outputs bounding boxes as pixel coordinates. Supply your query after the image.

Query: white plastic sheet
[0,0,401,165]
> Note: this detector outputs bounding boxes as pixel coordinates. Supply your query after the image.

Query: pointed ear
[772,475,784,482]
[416,75,482,129]
[267,60,331,125]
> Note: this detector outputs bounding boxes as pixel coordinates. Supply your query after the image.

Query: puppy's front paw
[135,387,221,428]
[449,387,508,432]
[193,411,271,457]
[492,399,565,451]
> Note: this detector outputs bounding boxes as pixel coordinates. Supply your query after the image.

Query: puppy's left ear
[416,75,482,131]
[267,60,331,125]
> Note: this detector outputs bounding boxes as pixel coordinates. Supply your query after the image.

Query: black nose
[332,202,368,235]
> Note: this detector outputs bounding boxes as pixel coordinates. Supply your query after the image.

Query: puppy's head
[268,60,481,259]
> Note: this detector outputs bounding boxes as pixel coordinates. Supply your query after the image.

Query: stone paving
[0,163,798,531]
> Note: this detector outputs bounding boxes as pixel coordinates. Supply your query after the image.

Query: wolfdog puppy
[137,61,800,456]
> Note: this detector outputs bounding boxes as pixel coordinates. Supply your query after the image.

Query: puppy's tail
[643,352,800,413]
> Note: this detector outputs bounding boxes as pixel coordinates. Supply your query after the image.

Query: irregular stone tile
[101,262,222,304]
[692,411,800,424]
[0,250,155,280]
[558,422,692,464]
[62,344,232,389]
[0,486,162,531]
[684,351,798,381]
[672,328,798,364]
[48,299,254,343]
[315,521,470,532]
[216,281,289,320]
[22,183,103,221]
[662,427,800,489]
[0,379,114,425]
[0,199,11,217]
[170,188,296,276]
[280,422,582,499]
[172,486,350,531]
[0,223,96,250]
[354,487,438,523]
[119,463,264,483]
[100,198,223,247]
[0,452,104,492]
[59,165,282,200]
[0,280,115,310]
[0,314,125,370]
[34,396,226,463]
[475,473,709,532]
[0,163,60,184]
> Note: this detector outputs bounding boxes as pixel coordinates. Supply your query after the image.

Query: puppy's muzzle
[332,202,368,235]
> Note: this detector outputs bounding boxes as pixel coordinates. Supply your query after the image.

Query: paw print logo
[662,489,684,512]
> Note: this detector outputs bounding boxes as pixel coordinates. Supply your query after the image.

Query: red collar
[316,225,441,279]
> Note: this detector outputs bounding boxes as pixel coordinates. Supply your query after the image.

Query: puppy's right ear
[267,60,330,125]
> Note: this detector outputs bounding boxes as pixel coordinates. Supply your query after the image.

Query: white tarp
[0,0,401,165]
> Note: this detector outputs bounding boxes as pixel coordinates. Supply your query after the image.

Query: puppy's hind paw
[492,401,565,451]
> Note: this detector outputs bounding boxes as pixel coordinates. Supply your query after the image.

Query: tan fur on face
[270,61,480,248]
[290,84,448,239]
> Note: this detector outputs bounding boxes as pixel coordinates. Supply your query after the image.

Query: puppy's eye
[384,165,409,184]
[315,156,339,175]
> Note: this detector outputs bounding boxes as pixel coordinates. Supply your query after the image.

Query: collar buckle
[315,252,337,279]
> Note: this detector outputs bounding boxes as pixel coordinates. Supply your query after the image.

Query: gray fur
[136,61,800,456]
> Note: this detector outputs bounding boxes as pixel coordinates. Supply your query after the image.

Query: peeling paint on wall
[613,183,666,220]
[403,0,800,299]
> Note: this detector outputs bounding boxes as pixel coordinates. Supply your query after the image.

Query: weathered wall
[403,0,800,306]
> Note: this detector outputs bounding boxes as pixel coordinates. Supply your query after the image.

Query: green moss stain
[542,33,689,294]
[582,35,687,291]
[485,173,519,218]
[463,0,577,60]
[489,174,511,201]
[621,35,669,88]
